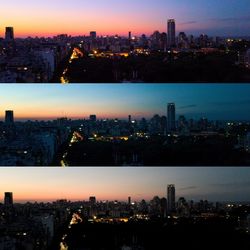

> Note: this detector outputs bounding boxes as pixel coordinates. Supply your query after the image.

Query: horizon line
[3,32,250,39]
[1,117,250,122]
[2,198,250,204]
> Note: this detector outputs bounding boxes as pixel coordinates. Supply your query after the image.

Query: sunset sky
[0,84,250,121]
[0,167,250,203]
[0,0,250,37]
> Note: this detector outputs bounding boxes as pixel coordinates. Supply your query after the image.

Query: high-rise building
[167,103,176,132]
[5,110,14,124]
[89,115,97,122]
[4,192,13,206]
[90,31,97,39]
[167,184,175,213]
[89,196,96,205]
[128,115,131,123]
[5,27,14,41]
[128,31,132,40]
[128,196,131,205]
[167,19,176,48]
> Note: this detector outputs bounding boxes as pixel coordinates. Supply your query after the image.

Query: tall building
[167,103,176,132]
[128,31,132,40]
[167,19,176,48]
[4,192,13,206]
[5,110,14,124]
[128,115,131,123]
[128,196,131,205]
[89,115,97,122]
[90,31,97,39]
[167,184,175,213]
[89,196,96,205]
[5,27,14,41]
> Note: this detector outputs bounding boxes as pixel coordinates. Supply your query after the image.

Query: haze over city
[1,0,250,37]
[0,84,250,121]
[1,167,250,203]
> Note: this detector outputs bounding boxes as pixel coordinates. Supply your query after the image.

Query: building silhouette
[167,103,176,132]
[89,196,96,205]
[90,31,97,39]
[128,196,131,205]
[128,31,132,40]
[167,19,176,48]
[4,192,13,206]
[167,184,175,213]
[5,27,14,41]
[89,115,97,122]
[5,110,14,124]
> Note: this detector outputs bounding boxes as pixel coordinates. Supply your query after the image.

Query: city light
[1,13,250,83]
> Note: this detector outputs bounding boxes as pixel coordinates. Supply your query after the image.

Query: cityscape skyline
[1,1,250,37]
[0,84,250,120]
[1,167,250,202]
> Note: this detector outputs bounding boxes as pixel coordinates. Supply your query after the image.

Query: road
[60,131,84,167]
[60,212,83,250]
[60,47,84,83]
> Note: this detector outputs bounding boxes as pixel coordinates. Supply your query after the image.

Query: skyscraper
[90,31,97,39]
[89,196,96,205]
[89,115,97,122]
[5,27,14,41]
[167,184,175,213]
[4,192,13,206]
[167,19,176,48]
[128,31,132,40]
[167,103,176,132]
[128,196,131,205]
[5,110,14,124]
[128,115,131,123]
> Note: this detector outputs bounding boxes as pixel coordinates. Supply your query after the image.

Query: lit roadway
[60,212,83,250]
[60,47,84,84]
[60,131,84,167]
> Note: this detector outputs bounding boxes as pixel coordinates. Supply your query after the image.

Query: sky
[0,0,250,37]
[0,167,250,202]
[0,84,250,121]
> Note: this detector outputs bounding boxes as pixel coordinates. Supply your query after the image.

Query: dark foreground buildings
[1,187,250,250]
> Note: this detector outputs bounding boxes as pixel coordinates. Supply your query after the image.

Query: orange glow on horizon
[0,5,210,39]
[0,109,152,121]
[2,191,151,203]
[10,194,140,203]
[0,26,166,39]
[0,113,150,121]
[0,6,169,38]
[1,24,209,39]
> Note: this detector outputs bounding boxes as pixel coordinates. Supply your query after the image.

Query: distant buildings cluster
[0,193,69,249]
[1,19,249,82]
[1,185,250,249]
[68,103,249,140]
[0,103,249,166]
[0,28,71,83]
[0,112,70,165]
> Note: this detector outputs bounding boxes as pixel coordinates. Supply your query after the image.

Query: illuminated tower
[167,184,175,213]
[167,19,176,48]
[167,103,176,132]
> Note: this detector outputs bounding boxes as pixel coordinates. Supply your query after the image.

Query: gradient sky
[0,84,250,121]
[0,167,250,202]
[0,0,250,37]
